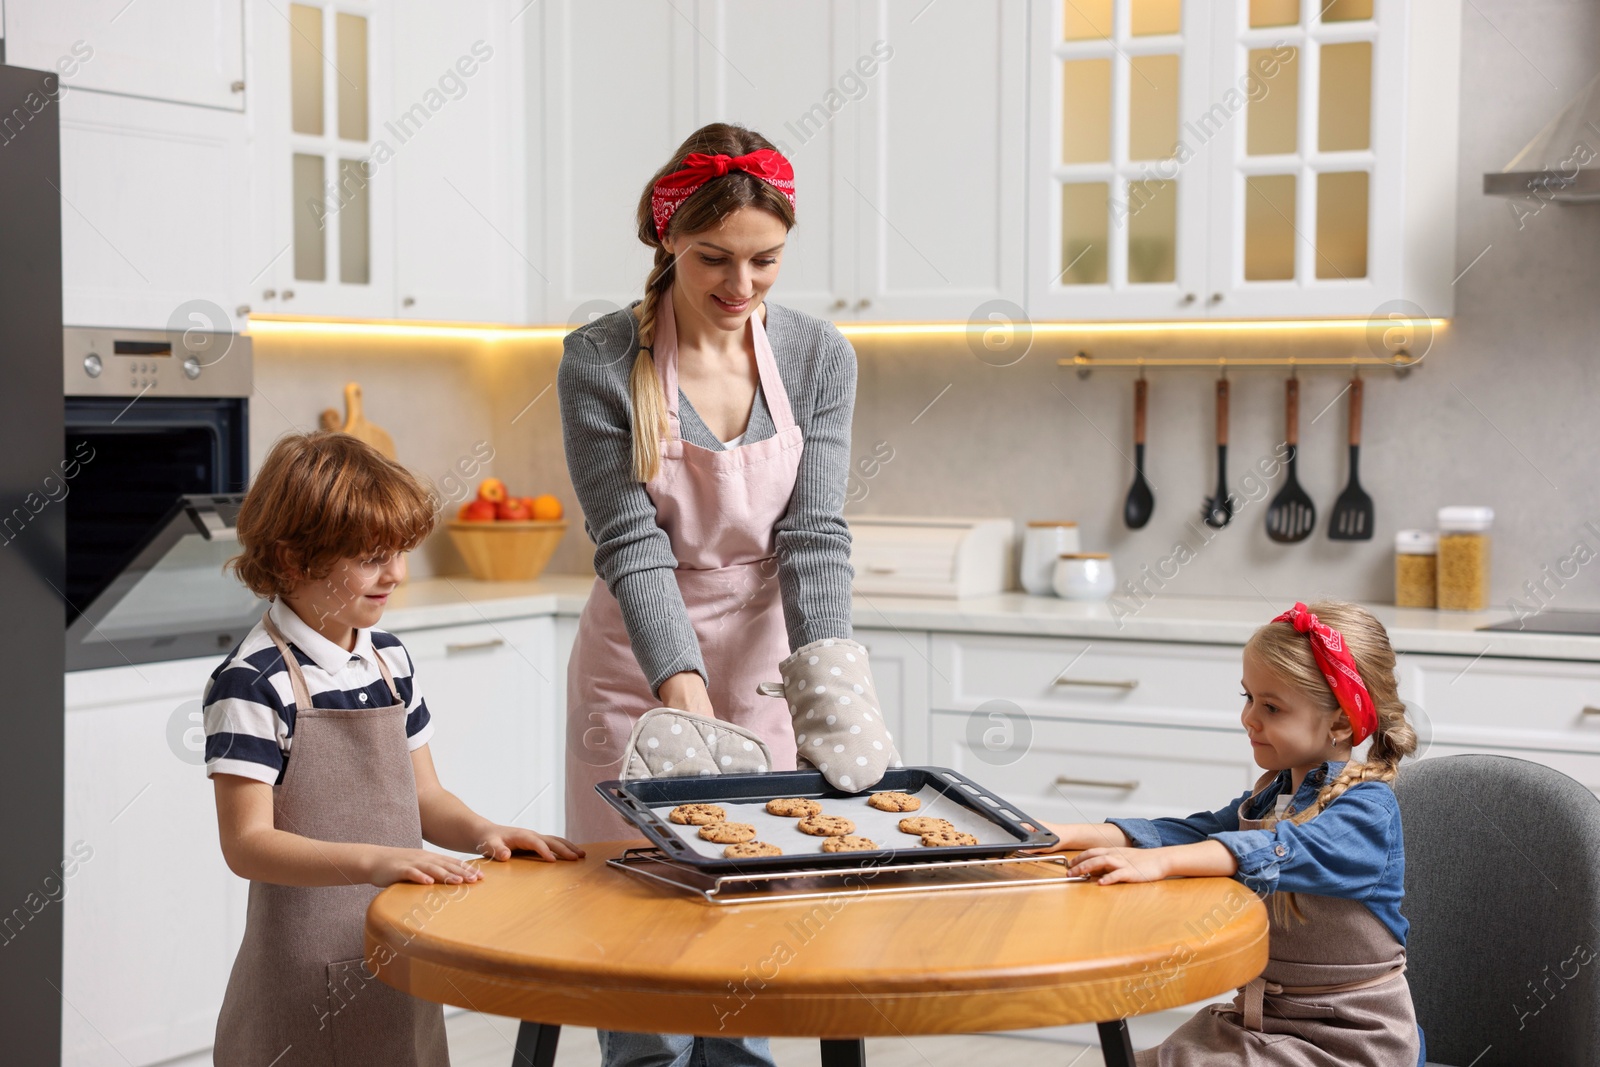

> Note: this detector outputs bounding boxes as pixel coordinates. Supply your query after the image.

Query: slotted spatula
[1328,377,1374,540]
[1266,377,1316,543]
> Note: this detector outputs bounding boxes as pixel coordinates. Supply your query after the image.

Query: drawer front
[1404,654,1600,754]
[930,710,1259,827]
[932,633,1244,727]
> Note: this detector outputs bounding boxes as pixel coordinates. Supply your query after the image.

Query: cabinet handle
[1208,292,1223,304]
[282,289,295,300]
[231,80,245,93]
[1052,675,1139,690]
[1583,706,1600,717]
[831,298,848,311]
[403,296,416,308]
[855,298,872,311]
[445,638,505,655]
[236,304,251,317]
[262,288,277,300]
[1182,292,1197,305]
[1055,775,1140,791]
[866,564,897,574]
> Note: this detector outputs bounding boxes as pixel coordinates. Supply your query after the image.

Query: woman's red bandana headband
[1272,602,1379,745]
[651,149,796,237]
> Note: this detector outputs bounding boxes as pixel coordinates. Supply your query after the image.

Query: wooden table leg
[820,1037,867,1066]
[1096,1020,1136,1067]
[512,1021,561,1067]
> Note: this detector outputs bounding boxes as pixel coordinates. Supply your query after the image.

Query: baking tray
[595,765,1059,873]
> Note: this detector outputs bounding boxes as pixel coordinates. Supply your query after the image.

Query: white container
[1019,521,1081,595]
[1053,553,1116,600]
[849,516,1014,598]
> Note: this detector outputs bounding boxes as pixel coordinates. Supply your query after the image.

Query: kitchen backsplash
[247,0,1600,617]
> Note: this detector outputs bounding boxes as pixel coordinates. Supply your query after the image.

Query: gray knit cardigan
[556,302,856,696]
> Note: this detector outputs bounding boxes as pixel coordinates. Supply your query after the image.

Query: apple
[495,499,531,521]
[477,477,508,503]
[460,499,496,522]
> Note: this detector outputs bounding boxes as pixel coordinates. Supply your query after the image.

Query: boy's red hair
[228,431,436,598]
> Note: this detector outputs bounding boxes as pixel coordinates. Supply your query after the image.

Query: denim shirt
[1108,760,1409,946]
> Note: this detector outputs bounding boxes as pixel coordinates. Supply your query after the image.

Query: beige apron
[565,296,804,843]
[1137,772,1420,1067]
[213,611,450,1067]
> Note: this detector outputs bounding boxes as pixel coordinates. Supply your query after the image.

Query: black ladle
[1124,377,1154,529]
[1266,377,1317,543]
[1202,378,1233,528]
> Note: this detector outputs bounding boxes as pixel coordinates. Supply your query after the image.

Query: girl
[559,123,892,1067]
[204,431,582,1066]
[1038,601,1423,1066]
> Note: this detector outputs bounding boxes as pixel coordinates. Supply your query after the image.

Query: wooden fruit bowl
[447,520,567,581]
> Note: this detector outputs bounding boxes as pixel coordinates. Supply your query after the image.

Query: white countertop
[385,573,1600,662]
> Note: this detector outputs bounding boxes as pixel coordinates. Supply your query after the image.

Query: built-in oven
[63,326,265,670]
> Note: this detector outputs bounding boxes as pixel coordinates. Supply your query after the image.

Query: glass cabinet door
[1030,0,1212,319]
[1207,0,1396,317]
[270,0,391,317]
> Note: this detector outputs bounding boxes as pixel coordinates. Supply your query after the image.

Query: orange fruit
[477,477,507,503]
[531,494,564,521]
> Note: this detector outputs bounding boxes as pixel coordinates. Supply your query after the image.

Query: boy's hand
[1022,820,1132,855]
[476,825,586,863]
[368,846,484,888]
[1067,846,1169,885]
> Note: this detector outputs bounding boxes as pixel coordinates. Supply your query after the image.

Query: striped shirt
[202,598,433,785]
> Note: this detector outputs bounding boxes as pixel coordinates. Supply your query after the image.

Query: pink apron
[565,295,805,843]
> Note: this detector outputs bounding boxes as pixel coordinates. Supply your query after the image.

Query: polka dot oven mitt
[777,637,901,792]
[620,707,773,781]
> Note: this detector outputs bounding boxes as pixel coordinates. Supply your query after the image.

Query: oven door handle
[196,510,237,541]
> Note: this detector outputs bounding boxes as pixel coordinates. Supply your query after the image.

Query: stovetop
[1479,611,1600,636]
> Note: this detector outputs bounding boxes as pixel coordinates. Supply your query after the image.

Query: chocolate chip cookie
[866,791,920,812]
[797,814,856,837]
[896,816,954,836]
[669,803,727,826]
[724,841,783,858]
[698,821,758,844]
[765,797,823,818]
[819,835,879,852]
[919,829,979,847]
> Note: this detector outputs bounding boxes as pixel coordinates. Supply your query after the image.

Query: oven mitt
[762,637,902,792]
[619,707,773,781]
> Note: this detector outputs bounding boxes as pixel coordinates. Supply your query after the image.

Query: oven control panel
[64,326,252,399]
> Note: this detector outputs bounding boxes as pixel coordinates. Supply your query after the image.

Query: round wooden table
[366,841,1268,1067]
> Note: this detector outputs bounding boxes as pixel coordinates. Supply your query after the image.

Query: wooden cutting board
[319,381,396,459]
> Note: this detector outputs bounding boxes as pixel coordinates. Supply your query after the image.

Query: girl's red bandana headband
[1272,602,1379,745]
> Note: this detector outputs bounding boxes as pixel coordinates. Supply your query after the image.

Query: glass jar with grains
[1437,507,1494,611]
[1395,530,1438,609]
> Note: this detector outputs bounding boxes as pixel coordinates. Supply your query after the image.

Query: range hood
[1484,71,1600,202]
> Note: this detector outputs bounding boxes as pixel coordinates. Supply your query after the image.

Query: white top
[718,431,746,449]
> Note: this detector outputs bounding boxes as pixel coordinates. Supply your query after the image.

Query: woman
[557,123,889,1067]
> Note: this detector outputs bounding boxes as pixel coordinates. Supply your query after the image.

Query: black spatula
[1266,377,1316,543]
[1328,377,1374,540]
[1202,378,1233,528]
[1124,377,1154,529]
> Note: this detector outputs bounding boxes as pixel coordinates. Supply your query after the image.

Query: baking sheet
[654,784,1019,861]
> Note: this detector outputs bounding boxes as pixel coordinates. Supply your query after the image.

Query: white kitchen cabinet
[855,627,931,765]
[55,86,253,329]
[688,0,856,319]
[1027,0,1461,321]
[4,0,245,111]
[390,0,529,323]
[247,0,394,319]
[536,0,698,322]
[395,616,563,843]
[62,655,246,1067]
[852,0,1028,321]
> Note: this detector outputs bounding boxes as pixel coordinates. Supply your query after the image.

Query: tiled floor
[445,1013,1107,1067]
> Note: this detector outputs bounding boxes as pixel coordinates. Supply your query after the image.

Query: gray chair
[1396,754,1600,1067]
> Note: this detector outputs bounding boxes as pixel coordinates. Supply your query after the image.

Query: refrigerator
[0,59,67,1062]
